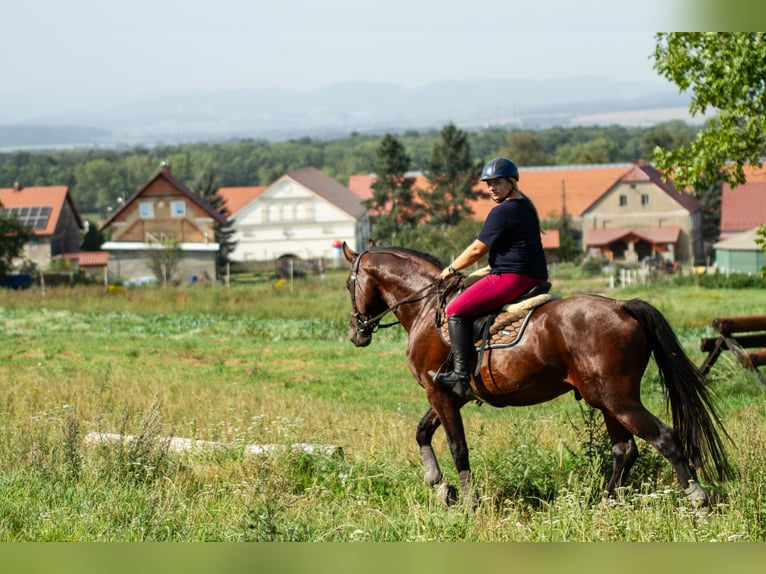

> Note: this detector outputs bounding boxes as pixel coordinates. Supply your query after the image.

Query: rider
[431,157,549,399]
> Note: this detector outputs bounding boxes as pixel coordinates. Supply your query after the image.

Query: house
[719,164,766,240]
[0,182,84,270]
[218,167,369,264]
[580,163,704,264]
[713,164,766,275]
[100,163,227,284]
[348,164,644,257]
[713,226,766,275]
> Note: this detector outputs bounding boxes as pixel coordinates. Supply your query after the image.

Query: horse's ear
[342,241,358,263]
[367,238,376,248]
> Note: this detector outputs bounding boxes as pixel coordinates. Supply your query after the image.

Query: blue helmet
[481,157,519,182]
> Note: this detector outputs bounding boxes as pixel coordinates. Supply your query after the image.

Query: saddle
[437,269,560,350]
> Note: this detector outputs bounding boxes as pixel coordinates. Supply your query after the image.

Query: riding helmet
[481,157,519,182]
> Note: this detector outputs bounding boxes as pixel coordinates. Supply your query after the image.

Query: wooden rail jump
[699,315,766,384]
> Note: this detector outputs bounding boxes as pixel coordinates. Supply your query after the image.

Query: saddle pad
[439,293,560,349]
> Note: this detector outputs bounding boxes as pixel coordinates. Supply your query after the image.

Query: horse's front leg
[416,407,443,486]
[428,392,480,509]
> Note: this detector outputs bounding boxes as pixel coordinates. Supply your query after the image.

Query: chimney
[12,182,22,192]
[160,161,172,176]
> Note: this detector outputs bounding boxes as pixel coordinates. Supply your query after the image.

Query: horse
[342,242,734,508]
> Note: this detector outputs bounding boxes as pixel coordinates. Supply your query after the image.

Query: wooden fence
[699,315,766,384]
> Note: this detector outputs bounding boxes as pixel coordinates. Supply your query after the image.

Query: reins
[349,250,442,335]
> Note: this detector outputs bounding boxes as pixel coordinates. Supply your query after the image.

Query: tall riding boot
[432,314,477,400]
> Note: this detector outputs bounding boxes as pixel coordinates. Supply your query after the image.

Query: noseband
[348,251,439,337]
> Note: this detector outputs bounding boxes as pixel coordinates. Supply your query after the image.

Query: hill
[0,76,693,149]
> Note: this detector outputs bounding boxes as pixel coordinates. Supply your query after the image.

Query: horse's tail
[623,298,735,482]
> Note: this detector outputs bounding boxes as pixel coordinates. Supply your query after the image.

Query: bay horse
[342,243,733,508]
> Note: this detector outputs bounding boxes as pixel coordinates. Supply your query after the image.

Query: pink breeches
[446,273,546,318]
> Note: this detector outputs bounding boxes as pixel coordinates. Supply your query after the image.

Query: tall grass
[1,273,765,541]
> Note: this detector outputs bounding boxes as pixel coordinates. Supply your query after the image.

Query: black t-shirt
[477,197,549,279]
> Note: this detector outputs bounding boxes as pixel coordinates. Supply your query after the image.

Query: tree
[653,33,766,266]
[365,134,419,240]
[652,33,766,190]
[146,239,185,285]
[81,220,106,251]
[422,123,483,226]
[502,130,552,166]
[194,169,237,279]
[0,208,34,278]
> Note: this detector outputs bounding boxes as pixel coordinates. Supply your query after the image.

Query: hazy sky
[3,0,678,118]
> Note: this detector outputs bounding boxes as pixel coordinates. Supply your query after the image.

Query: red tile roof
[541,229,560,249]
[0,185,83,235]
[585,225,681,247]
[350,164,637,222]
[720,165,766,233]
[216,186,267,215]
[78,251,109,267]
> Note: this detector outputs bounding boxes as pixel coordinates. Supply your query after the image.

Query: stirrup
[428,370,477,401]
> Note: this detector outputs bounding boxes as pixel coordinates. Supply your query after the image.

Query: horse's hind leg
[617,407,708,507]
[602,413,639,496]
[416,407,443,486]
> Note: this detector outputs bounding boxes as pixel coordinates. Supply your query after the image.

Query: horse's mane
[367,245,444,269]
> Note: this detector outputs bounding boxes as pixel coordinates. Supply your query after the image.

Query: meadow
[1,269,766,541]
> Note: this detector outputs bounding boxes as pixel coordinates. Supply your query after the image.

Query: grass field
[1,270,766,541]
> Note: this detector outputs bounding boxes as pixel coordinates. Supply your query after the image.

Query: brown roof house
[0,183,84,270]
[218,167,369,264]
[100,163,227,284]
[581,162,704,265]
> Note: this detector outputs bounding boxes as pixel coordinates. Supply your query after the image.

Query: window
[139,202,154,218]
[641,194,649,206]
[619,195,627,207]
[170,200,186,217]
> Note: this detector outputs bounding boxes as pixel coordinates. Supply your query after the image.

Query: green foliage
[146,239,185,284]
[653,33,766,190]
[0,210,33,278]
[501,130,553,166]
[384,220,483,266]
[80,219,105,251]
[668,271,765,289]
[366,134,422,240]
[580,256,605,277]
[421,123,484,226]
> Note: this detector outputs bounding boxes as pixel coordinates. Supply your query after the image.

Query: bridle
[348,250,440,337]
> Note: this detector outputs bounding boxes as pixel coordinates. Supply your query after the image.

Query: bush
[581,257,605,277]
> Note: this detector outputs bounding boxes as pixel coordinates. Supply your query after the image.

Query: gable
[236,177,355,225]
[287,167,366,219]
[581,163,701,215]
[100,166,226,232]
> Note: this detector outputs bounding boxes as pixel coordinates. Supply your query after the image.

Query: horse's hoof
[684,482,709,508]
[436,482,459,507]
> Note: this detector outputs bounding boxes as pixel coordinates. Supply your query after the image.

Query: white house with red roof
[218,167,369,264]
[0,182,84,270]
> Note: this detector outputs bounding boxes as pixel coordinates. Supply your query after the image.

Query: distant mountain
[0,76,692,149]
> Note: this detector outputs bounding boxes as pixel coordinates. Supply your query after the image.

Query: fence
[699,315,766,384]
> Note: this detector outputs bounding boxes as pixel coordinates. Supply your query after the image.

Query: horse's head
[343,242,388,347]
